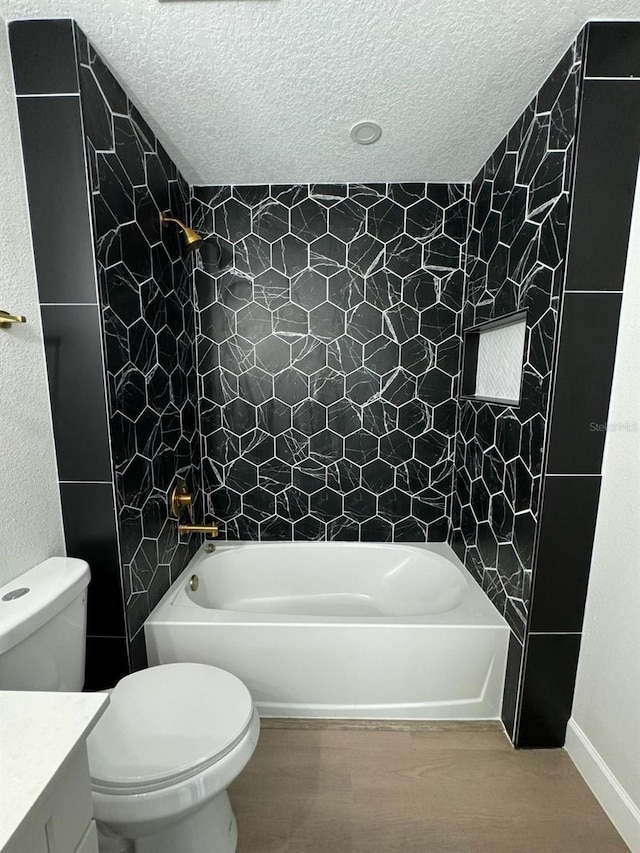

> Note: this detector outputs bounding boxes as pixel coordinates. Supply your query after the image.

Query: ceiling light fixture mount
[350,121,382,146]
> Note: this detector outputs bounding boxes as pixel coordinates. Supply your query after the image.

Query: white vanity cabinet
[0,692,108,853]
[3,744,97,853]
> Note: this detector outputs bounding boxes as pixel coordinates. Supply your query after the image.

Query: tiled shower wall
[449,32,585,641]
[9,19,201,682]
[190,184,468,541]
[74,26,202,669]
[450,22,639,746]
[12,13,637,734]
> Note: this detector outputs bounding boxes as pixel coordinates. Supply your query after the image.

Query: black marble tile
[529,476,601,633]
[68,25,200,685]
[60,483,124,637]
[194,181,466,542]
[546,293,622,474]
[449,32,584,629]
[501,631,523,741]
[585,22,640,79]
[127,628,148,673]
[516,633,581,748]
[84,636,129,690]
[41,305,112,481]
[565,80,640,292]
[17,97,96,303]
[9,19,78,95]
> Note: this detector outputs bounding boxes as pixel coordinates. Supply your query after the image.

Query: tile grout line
[59,480,113,485]
[16,92,80,98]
[545,473,602,477]
[584,75,640,81]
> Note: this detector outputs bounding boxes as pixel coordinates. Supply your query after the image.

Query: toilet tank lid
[0,558,90,655]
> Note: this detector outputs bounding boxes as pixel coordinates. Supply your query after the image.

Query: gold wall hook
[0,310,27,329]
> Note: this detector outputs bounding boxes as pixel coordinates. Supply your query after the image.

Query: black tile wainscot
[10,19,201,684]
[191,183,468,542]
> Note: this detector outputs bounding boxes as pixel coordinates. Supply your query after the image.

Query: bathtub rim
[146,542,509,630]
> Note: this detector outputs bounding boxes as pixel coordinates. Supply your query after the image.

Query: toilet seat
[87,662,254,794]
[90,708,260,841]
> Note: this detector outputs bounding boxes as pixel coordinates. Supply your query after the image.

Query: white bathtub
[145,542,509,720]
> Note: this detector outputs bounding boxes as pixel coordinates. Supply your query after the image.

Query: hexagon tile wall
[13,14,634,737]
[75,24,202,668]
[450,31,585,645]
[191,183,468,542]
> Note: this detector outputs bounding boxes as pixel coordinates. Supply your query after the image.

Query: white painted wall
[566,165,640,852]
[0,0,638,185]
[0,15,64,586]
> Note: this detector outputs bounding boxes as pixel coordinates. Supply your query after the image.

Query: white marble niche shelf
[460,311,527,406]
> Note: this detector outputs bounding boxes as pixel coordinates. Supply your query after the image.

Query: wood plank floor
[229,727,628,853]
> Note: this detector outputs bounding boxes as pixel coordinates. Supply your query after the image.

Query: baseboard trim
[565,718,640,853]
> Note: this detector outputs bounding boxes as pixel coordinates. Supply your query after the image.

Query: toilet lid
[87,663,254,791]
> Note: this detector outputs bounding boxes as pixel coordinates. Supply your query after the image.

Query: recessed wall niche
[461,312,527,406]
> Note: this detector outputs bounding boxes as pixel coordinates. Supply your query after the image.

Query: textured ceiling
[1,0,639,185]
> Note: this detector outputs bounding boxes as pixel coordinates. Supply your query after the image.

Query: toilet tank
[0,558,90,691]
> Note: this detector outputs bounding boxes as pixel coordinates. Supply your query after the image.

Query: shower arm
[160,212,187,228]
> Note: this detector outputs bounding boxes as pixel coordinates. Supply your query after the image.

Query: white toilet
[0,557,260,853]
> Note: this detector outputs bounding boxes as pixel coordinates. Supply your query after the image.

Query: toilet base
[97,791,238,853]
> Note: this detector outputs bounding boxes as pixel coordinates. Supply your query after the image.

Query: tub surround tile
[501,632,523,740]
[516,633,582,748]
[75,22,201,667]
[60,483,124,637]
[451,23,637,749]
[450,33,585,635]
[127,628,148,674]
[10,20,200,684]
[41,305,112,482]
[565,79,640,292]
[9,19,78,95]
[503,25,636,748]
[16,96,97,304]
[11,16,635,721]
[545,293,623,474]
[10,22,124,690]
[528,477,601,634]
[513,61,635,742]
[193,182,467,543]
[584,21,640,78]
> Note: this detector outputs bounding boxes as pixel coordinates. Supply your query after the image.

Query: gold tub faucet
[170,481,219,538]
[178,523,219,537]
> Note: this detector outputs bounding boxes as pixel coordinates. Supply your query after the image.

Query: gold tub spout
[178,523,219,537]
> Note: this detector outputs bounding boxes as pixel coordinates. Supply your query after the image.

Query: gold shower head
[160,211,204,253]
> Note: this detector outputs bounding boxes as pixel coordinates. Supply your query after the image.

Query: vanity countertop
[0,691,108,850]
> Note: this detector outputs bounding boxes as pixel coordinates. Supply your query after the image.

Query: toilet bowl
[87,662,260,853]
[0,559,260,853]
